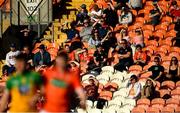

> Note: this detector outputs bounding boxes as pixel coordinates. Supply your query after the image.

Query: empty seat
[146,107,160,113]
[151,98,165,105]
[99,91,113,101]
[161,81,175,90]
[161,106,174,113]
[129,65,143,72]
[175,106,180,113]
[137,98,151,106]
[171,89,180,99]
[166,98,180,108]
[158,89,170,98]
[131,107,145,113]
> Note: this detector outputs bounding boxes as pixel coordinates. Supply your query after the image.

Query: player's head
[56,51,69,70]
[15,53,28,73]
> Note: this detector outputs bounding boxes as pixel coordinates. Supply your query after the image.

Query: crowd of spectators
[1,0,180,112]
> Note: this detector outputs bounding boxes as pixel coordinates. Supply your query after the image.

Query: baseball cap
[80,4,86,9]
[39,44,45,49]
[10,43,16,48]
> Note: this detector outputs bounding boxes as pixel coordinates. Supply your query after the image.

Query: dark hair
[170,56,178,66]
[172,1,177,6]
[130,75,138,82]
[136,44,142,49]
[154,57,160,62]
[121,39,127,44]
[57,51,69,63]
[15,53,28,62]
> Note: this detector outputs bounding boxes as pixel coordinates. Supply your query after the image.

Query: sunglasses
[154,60,159,62]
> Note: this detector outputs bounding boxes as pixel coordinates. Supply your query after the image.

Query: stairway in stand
[43,0,94,44]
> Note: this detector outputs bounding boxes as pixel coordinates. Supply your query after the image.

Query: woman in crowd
[165,56,180,82]
[141,78,156,100]
[119,8,133,25]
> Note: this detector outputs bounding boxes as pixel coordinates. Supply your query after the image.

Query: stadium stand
[0,0,180,112]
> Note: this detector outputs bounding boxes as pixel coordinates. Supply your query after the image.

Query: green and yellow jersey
[6,71,43,112]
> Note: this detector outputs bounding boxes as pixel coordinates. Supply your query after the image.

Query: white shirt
[5,50,20,66]
[126,81,142,99]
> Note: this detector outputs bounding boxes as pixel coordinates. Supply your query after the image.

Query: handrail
[0,0,7,8]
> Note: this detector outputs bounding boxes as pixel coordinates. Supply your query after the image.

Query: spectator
[127,75,142,100]
[19,28,32,49]
[64,45,70,53]
[84,76,99,102]
[80,19,97,42]
[132,28,144,47]
[141,57,165,82]
[93,45,107,67]
[88,30,101,47]
[98,19,110,38]
[61,21,79,41]
[22,46,33,62]
[5,43,21,74]
[169,1,180,19]
[22,46,34,69]
[76,4,88,25]
[114,39,133,71]
[119,28,130,42]
[77,48,93,64]
[165,56,180,82]
[33,44,51,67]
[133,45,147,67]
[119,8,133,25]
[90,4,103,22]
[149,3,162,25]
[141,78,156,100]
[127,0,142,10]
[103,2,118,27]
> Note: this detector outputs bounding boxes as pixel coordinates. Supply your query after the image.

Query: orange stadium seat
[129,65,143,72]
[176,81,180,88]
[158,89,170,98]
[146,40,158,47]
[155,24,168,31]
[161,106,174,113]
[146,107,160,113]
[161,81,175,90]
[99,91,113,101]
[140,71,152,79]
[175,106,180,113]
[166,98,180,109]
[137,98,151,106]
[161,16,173,23]
[171,89,180,100]
[131,107,145,113]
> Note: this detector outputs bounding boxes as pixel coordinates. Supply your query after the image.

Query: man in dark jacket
[33,44,51,67]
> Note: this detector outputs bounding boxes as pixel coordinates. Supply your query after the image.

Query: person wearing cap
[33,44,51,67]
[76,4,88,25]
[126,75,142,100]
[5,43,20,74]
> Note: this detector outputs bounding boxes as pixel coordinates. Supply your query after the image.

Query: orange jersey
[43,67,82,112]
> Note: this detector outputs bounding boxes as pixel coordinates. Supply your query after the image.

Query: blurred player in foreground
[0,53,43,112]
[42,51,86,112]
